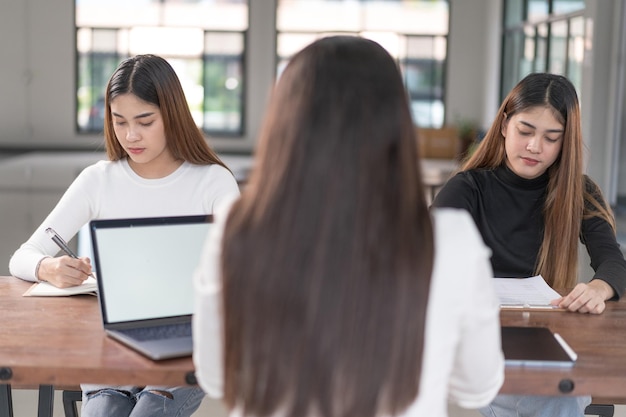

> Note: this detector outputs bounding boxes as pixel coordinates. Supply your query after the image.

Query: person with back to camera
[9,54,240,417]
[192,35,505,417]
[432,72,626,416]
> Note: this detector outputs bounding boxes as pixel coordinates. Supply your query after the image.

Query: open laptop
[89,215,213,360]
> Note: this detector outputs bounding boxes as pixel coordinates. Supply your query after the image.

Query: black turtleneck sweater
[432,165,626,299]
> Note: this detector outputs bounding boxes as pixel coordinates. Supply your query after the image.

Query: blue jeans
[479,394,592,417]
[80,384,205,417]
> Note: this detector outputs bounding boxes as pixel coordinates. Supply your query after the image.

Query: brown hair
[220,36,434,417]
[103,54,226,168]
[462,73,615,288]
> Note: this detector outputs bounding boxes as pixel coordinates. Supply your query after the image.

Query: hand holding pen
[41,227,95,286]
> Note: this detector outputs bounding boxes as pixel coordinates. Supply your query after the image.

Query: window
[276,0,449,128]
[501,0,585,100]
[75,0,248,137]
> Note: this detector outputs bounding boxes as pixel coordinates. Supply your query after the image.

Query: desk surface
[500,298,626,398]
[2,275,626,399]
[0,276,195,387]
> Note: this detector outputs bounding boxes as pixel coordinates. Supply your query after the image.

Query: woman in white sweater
[193,36,504,417]
[10,54,239,417]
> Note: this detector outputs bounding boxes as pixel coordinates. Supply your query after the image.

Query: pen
[45,227,95,278]
[45,227,79,258]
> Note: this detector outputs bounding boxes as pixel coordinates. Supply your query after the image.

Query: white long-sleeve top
[9,158,240,282]
[193,204,504,417]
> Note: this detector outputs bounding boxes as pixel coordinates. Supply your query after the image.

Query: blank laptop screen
[91,218,212,324]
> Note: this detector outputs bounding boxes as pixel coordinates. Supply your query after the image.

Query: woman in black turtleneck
[432,72,626,417]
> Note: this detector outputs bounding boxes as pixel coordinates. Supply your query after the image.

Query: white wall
[580,0,622,198]
[0,0,87,148]
[608,1,626,202]
[446,0,502,130]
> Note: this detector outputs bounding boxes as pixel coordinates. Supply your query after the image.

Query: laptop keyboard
[118,323,192,342]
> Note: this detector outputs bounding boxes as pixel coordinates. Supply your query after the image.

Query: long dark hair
[463,72,614,288]
[220,36,434,417]
[103,54,226,168]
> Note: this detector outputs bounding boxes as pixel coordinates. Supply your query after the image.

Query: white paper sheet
[493,275,562,308]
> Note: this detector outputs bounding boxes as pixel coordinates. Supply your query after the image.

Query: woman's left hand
[550,280,614,314]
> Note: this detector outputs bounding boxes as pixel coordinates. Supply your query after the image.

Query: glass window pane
[276,0,449,128]
[203,32,245,134]
[128,27,204,57]
[500,1,585,102]
[170,58,204,126]
[527,0,549,22]
[76,0,249,136]
[501,31,522,97]
[277,0,363,33]
[277,0,448,35]
[77,39,125,132]
[91,29,117,53]
[76,0,161,27]
[567,16,585,91]
[411,100,444,129]
[553,0,584,15]
[403,36,445,128]
[534,23,548,72]
[205,32,245,55]
[504,0,525,28]
[77,0,247,29]
[162,1,248,29]
[522,25,536,76]
[276,33,320,77]
[277,32,318,60]
[548,20,568,75]
[76,28,92,54]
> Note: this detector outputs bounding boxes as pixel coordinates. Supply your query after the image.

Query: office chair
[584,403,614,417]
[62,390,82,417]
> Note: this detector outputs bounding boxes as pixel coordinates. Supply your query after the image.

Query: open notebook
[90,215,213,360]
[23,276,98,297]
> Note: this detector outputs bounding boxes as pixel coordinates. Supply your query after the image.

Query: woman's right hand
[551,280,613,314]
[37,256,93,288]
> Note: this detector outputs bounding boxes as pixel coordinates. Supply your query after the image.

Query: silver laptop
[89,215,213,360]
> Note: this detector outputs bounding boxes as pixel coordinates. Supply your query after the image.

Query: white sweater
[9,158,240,282]
[193,204,504,417]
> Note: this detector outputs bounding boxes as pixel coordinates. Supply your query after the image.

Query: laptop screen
[90,215,213,324]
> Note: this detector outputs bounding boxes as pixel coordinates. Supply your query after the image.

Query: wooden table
[2,274,626,415]
[0,276,195,416]
[500,299,626,401]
